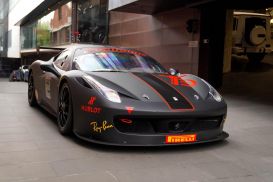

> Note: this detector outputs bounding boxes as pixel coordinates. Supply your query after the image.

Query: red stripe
[152,74,195,111]
[131,73,195,112]
[130,73,173,110]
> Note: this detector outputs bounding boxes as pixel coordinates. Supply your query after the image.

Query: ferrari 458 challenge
[28,44,228,146]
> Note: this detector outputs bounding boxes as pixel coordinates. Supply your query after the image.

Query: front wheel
[57,83,73,135]
[28,72,37,106]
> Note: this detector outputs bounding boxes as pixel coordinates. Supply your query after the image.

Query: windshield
[73,48,167,73]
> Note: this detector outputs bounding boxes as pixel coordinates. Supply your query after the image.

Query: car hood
[84,72,211,110]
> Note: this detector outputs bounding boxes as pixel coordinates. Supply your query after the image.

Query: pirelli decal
[166,134,197,144]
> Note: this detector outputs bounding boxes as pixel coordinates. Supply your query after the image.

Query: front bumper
[74,130,229,146]
[71,80,228,146]
[73,105,228,146]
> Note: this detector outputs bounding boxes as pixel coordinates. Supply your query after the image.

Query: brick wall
[108,8,200,75]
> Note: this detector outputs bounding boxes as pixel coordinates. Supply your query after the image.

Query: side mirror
[40,64,60,77]
[168,68,180,76]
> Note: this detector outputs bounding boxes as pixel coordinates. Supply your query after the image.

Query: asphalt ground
[0,55,273,181]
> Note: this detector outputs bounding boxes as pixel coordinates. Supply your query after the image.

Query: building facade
[19,0,108,64]
[17,0,201,75]
[8,0,44,58]
[0,0,224,85]
[108,8,200,75]
[0,0,44,76]
[5,0,272,86]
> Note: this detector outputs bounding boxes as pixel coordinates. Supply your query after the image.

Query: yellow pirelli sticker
[165,134,197,144]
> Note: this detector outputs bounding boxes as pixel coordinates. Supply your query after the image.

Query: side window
[54,50,71,71]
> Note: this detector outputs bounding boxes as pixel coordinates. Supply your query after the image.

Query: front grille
[113,116,223,134]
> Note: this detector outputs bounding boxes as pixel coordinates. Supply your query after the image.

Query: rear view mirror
[40,64,52,72]
[40,64,60,77]
[168,68,180,76]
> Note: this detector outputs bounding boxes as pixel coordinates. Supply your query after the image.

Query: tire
[28,72,37,106]
[247,53,265,64]
[57,83,73,135]
[94,30,105,43]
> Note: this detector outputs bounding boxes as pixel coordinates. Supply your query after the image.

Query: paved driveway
[0,75,272,182]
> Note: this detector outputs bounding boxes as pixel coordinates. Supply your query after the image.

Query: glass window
[37,2,72,47]
[54,50,71,71]
[21,23,36,49]
[0,0,8,22]
[0,0,3,21]
[77,0,107,44]
[0,25,3,52]
[7,30,11,48]
[0,0,7,53]
[74,48,167,73]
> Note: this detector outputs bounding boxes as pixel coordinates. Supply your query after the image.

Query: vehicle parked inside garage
[28,44,228,146]
[232,11,272,63]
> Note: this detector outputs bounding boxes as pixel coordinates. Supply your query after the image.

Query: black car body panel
[29,44,228,146]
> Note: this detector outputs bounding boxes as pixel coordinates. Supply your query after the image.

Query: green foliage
[37,21,51,46]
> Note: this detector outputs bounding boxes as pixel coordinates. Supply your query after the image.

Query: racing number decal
[159,75,197,87]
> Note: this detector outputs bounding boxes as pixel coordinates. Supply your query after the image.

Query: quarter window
[54,50,71,71]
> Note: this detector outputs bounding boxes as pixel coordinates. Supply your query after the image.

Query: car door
[43,50,72,114]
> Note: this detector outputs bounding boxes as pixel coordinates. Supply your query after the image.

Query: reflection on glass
[21,23,36,49]
[0,0,5,53]
[0,0,4,21]
[37,2,72,47]
[74,49,167,73]
[77,0,107,44]
[0,25,3,52]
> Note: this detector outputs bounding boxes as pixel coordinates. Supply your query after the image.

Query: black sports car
[28,44,228,146]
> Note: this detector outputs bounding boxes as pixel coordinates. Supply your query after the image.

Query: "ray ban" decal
[90,121,114,133]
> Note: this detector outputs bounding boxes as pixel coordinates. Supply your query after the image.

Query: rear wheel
[28,72,37,106]
[57,83,73,135]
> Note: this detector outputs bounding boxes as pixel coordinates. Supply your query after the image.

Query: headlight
[83,75,121,103]
[201,79,222,102]
[209,86,222,102]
